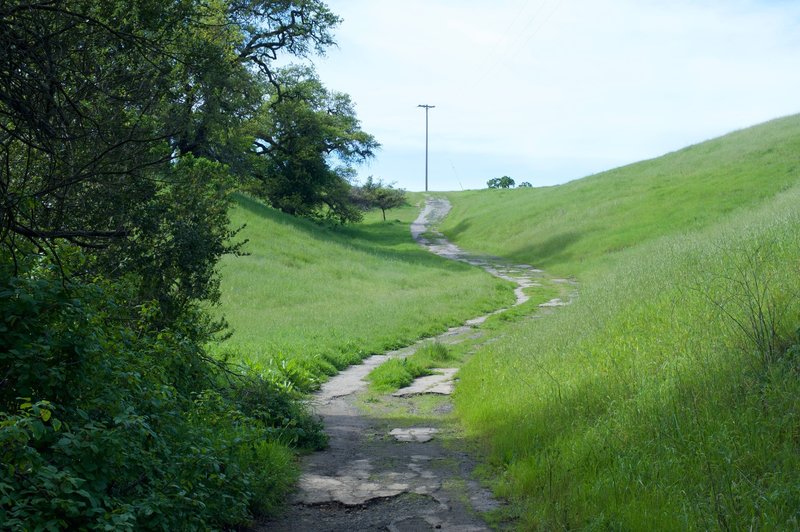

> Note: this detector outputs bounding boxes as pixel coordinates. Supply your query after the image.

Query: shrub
[0,261,322,529]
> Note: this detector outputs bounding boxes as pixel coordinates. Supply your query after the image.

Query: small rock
[539,298,566,307]
[390,427,439,443]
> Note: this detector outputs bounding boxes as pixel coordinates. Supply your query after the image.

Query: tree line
[487,176,532,188]
[0,0,385,528]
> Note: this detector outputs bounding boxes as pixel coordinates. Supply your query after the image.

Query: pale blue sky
[306,0,800,191]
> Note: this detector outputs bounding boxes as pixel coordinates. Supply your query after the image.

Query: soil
[256,198,564,531]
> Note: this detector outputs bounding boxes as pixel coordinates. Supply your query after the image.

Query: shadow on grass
[505,231,583,269]
[232,193,473,272]
[441,218,473,240]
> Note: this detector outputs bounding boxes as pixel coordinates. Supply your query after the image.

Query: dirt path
[258,198,568,531]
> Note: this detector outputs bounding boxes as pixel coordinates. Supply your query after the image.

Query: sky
[301,0,800,191]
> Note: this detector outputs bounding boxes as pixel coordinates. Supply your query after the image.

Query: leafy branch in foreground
[1,0,345,528]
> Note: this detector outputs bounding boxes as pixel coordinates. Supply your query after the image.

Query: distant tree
[487,176,516,189]
[371,184,407,222]
[518,181,533,188]
[353,177,407,220]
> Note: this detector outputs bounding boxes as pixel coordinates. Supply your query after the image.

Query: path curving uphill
[258,197,571,531]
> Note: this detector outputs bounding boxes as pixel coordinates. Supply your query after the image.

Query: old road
[258,197,573,531]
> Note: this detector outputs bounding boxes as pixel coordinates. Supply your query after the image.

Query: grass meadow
[214,115,800,528]
[212,194,513,391]
[442,115,800,529]
[440,114,800,277]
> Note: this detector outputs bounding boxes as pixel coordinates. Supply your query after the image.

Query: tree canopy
[487,176,516,189]
[0,0,356,308]
[0,0,359,527]
[249,66,379,223]
[353,176,407,221]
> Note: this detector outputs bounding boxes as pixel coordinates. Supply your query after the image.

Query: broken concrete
[539,298,567,307]
[294,454,441,506]
[257,197,574,531]
[393,368,459,397]
[389,428,439,443]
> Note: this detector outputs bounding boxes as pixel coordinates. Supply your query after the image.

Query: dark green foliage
[0,0,338,528]
[0,262,322,528]
[110,156,243,322]
[249,66,379,224]
[487,176,516,189]
[0,0,346,259]
[1,0,212,258]
[518,181,533,188]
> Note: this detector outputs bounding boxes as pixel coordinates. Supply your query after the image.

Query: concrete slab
[390,427,439,443]
[393,368,459,397]
[539,298,567,307]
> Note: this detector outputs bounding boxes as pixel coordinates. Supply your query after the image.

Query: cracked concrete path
[257,197,571,531]
[392,368,459,397]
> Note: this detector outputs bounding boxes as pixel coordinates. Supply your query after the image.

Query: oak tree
[250,66,379,223]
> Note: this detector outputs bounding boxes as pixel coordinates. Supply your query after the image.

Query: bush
[487,176,515,189]
[0,262,322,529]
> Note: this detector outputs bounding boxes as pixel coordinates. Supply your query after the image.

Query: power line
[449,159,463,191]
[512,0,563,61]
[484,0,561,79]
[482,0,532,68]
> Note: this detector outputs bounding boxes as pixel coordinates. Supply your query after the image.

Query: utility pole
[417,104,435,191]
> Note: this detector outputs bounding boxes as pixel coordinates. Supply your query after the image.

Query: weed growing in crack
[367,343,458,393]
[367,358,430,392]
[413,342,454,364]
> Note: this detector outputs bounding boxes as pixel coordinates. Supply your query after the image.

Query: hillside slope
[441,114,800,276]
[438,115,800,529]
[213,194,512,390]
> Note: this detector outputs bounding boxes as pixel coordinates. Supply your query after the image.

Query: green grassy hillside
[212,194,512,390]
[439,115,800,529]
[441,114,800,277]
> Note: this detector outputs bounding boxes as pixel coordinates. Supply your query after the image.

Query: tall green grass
[212,194,512,391]
[441,114,800,277]
[441,115,800,529]
[367,342,456,393]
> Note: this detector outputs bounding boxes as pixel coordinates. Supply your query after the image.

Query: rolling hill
[441,114,800,276]
[440,114,800,529]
